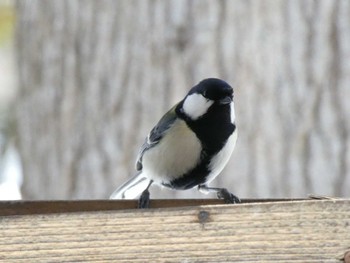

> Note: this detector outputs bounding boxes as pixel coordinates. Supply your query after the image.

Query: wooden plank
[0,198,306,216]
[0,199,349,262]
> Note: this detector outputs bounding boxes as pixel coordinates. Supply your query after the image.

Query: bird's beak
[219,96,232,105]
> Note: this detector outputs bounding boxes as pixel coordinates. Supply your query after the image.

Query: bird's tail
[109,172,150,199]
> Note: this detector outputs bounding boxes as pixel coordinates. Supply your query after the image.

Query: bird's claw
[217,188,241,204]
[138,189,151,208]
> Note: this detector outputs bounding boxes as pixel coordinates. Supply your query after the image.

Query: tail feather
[109,172,150,199]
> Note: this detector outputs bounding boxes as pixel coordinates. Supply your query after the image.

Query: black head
[189,78,233,103]
[179,78,234,121]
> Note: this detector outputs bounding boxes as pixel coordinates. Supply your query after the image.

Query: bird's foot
[138,188,151,208]
[217,188,241,204]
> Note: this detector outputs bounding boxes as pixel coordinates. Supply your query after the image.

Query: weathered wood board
[0,199,349,262]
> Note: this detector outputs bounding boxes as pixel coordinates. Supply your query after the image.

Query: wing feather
[135,103,179,171]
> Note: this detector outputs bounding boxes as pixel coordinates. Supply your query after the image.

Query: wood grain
[0,199,349,262]
[0,198,305,216]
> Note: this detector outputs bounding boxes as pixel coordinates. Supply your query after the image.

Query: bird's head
[179,78,234,121]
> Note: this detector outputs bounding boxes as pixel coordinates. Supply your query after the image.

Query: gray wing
[135,103,179,171]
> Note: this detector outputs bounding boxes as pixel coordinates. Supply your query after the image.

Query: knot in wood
[198,210,210,224]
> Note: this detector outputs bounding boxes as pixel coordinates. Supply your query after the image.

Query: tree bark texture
[15,0,350,199]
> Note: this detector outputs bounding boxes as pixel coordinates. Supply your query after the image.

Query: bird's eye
[203,91,207,98]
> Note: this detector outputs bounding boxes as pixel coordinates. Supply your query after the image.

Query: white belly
[206,128,237,183]
[142,119,202,184]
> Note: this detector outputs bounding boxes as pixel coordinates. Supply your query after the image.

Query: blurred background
[0,0,349,200]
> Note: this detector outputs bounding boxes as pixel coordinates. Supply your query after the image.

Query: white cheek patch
[230,101,236,123]
[182,93,214,120]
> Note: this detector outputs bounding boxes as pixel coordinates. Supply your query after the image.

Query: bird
[110,78,240,208]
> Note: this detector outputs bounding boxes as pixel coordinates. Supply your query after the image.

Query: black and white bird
[110,78,240,208]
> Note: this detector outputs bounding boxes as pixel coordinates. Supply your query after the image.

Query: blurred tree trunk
[15,0,350,199]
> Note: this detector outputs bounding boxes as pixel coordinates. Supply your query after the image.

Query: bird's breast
[206,128,237,183]
[141,119,202,184]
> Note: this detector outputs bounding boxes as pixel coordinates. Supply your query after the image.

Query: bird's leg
[198,184,241,204]
[138,180,153,209]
